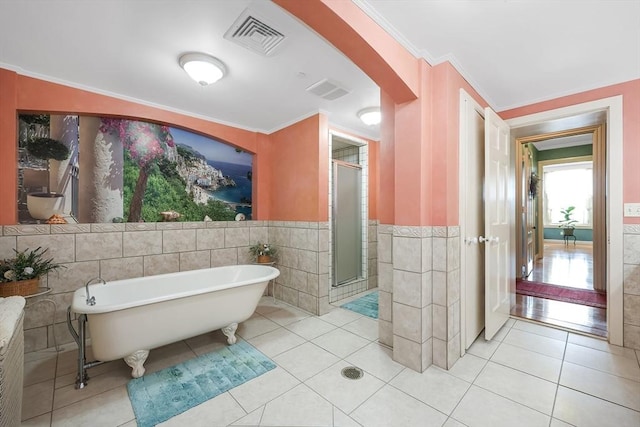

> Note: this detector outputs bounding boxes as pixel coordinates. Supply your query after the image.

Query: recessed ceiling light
[178,53,226,86]
[357,107,381,126]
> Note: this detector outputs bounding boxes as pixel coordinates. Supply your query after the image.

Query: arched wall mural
[18,114,253,224]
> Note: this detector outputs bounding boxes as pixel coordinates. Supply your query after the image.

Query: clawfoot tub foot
[221,323,238,344]
[124,350,150,378]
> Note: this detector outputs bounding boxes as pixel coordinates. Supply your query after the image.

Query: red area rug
[516,279,607,309]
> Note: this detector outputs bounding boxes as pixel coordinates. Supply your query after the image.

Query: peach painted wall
[500,79,640,224]
[0,69,380,225]
[431,62,489,225]
[279,0,493,227]
[0,69,266,224]
[14,74,260,151]
[393,60,433,226]
[0,69,18,225]
[267,114,329,222]
[379,90,395,224]
[253,133,273,220]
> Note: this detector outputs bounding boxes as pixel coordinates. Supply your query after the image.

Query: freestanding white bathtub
[69,264,279,381]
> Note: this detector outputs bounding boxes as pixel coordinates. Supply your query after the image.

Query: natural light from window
[543,161,593,227]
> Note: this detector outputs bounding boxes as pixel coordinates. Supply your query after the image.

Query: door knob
[465,237,478,245]
[479,236,499,243]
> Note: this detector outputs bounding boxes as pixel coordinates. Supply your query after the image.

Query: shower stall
[329,132,369,302]
[333,160,362,286]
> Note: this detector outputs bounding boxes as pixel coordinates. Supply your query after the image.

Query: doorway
[508,96,623,346]
[459,91,624,351]
[513,126,607,337]
[328,131,369,303]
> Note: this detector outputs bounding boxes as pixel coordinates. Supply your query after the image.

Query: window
[542,161,593,227]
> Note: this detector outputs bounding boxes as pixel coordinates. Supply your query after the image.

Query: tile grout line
[561,359,640,384]
[486,350,561,384]
[557,381,640,413]
[24,297,638,426]
[465,333,562,419]
[470,381,555,420]
[383,376,456,421]
[548,332,569,425]
[265,306,380,426]
[435,368,474,424]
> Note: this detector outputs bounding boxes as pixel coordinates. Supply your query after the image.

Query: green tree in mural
[100,119,175,222]
[123,154,236,222]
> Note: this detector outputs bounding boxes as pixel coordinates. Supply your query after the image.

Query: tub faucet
[85,277,106,306]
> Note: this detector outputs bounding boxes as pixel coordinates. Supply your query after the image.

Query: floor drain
[341,366,364,380]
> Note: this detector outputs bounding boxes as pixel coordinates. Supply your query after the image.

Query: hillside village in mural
[109,119,253,223]
[177,144,237,204]
[17,115,253,223]
[173,141,253,217]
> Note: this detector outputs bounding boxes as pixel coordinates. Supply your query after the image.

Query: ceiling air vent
[306,78,350,101]
[224,10,286,57]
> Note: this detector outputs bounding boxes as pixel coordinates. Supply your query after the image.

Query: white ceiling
[532,134,593,151]
[0,0,638,143]
[359,0,640,112]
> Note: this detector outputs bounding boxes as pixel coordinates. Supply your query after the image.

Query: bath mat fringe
[127,339,276,427]
[340,291,379,319]
[516,279,606,308]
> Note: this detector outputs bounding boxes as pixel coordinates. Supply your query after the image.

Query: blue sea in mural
[207,160,253,218]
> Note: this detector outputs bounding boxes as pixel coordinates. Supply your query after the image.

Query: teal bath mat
[127,340,276,427]
[341,291,378,319]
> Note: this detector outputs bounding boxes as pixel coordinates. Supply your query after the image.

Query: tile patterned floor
[22,295,640,427]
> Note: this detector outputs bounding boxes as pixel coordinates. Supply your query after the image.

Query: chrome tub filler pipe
[66,306,105,389]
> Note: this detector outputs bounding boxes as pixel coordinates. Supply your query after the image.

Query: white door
[484,107,512,340]
[464,109,485,348]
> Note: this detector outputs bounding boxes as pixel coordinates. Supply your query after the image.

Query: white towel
[0,296,26,356]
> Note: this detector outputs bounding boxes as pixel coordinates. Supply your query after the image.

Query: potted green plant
[0,247,64,297]
[558,206,578,236]
[25,137,71,220]
[249,242,278,264]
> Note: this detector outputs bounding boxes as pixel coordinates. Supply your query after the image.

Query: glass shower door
[332,161,362,286]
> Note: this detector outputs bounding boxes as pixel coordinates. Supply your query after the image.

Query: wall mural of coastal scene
[169,127,253,220]
[17,115,252,224]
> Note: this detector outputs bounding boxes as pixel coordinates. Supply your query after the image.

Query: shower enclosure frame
[332,159,363,286]
[328,130,369,303]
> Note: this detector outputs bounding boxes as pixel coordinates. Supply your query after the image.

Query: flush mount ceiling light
[357,107,381,126]
[178,53,226,86]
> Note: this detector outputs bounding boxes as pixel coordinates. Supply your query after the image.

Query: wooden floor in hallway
[527,242,594,290]
[512,241,606,338]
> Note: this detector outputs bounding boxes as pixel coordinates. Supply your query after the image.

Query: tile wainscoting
[378,225,461,372]
[6,220,637,363]
[268,221,331,316]
[381,221,640,371]
[623,224,640,350]
[1,219,377,354]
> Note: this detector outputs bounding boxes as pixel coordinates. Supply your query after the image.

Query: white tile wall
[623,224,640,350]
[17,214,638,376]
[3,221,264,352]
[378,224,393,347]
[269,221,328,316]
[391,226,433,372]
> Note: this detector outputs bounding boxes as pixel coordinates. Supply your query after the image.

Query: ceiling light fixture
[357,107,381,126]
[179,53,226,86]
